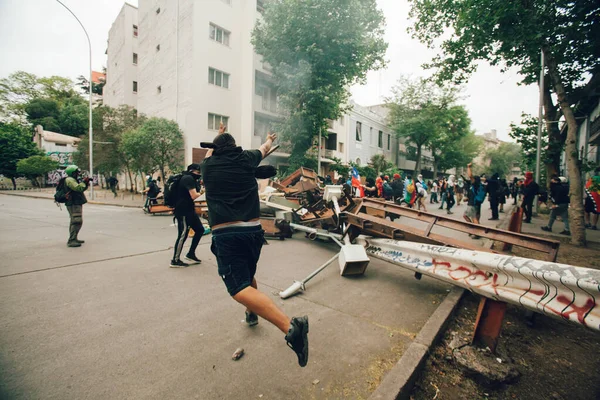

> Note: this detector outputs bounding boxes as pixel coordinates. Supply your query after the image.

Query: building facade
[104,2,139,109]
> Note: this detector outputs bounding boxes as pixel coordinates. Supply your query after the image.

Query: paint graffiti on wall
[47,152,74,167]
[47,169,66,185]
[364,239,600,332]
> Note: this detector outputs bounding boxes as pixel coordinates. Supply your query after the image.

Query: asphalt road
[0,195,451,399]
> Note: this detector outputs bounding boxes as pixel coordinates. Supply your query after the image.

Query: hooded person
[391,173,404,203]
[521,171,539,223]
[200,124,309,367]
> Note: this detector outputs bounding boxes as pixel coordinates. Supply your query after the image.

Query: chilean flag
[351,167,365,197]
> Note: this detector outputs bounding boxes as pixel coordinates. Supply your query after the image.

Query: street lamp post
[55,0,94,199]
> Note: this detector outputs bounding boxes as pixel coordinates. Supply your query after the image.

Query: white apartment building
[104,3,139,109]
[105,0,285,168]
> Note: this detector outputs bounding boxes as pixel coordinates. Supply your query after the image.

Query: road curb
[368,287,465,400]
[369,205,516,399]
[0,192,142,209]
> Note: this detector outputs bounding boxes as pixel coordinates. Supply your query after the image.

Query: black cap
[200,133,236,149]
[187,163,202,172]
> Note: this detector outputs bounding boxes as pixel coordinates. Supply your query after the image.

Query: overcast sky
[0,0,537,141]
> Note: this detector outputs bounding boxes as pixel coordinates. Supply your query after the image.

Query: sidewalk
[0,187,146,208]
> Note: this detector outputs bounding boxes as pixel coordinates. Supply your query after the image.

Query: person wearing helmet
[64,165,90,247]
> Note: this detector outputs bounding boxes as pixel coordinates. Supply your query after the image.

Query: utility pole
[56,0,94,199]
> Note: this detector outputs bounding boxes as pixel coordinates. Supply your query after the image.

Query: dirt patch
[410,240,600,400]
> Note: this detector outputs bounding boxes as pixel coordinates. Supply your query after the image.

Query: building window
[387,134,391,150]
[55,143,67,147]
[157,85,162,94]
[339,116,344,126]
[133,81,138,93]
[208,113,229,130]
[133,25,138,37]
[156,44,160,51]
[356,158,361,165]
[355,121,362,142]
[208,67,230,89]
[156,7,160,14]
[339,142,344,153]
[209,23,230,46]
[133,53,138,65]
[378,130,383,148]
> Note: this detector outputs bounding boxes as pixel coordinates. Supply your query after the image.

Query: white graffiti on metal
[364,238,600,331]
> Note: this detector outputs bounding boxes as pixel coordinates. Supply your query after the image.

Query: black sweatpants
[173,212,204,261]
[490,196,499,219]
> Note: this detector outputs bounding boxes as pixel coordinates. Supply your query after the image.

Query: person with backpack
[464,164,484,235]
[169,164,205,267]
[382,178,394,201]
[391,173,404,204]
[62,165,91,247]
[143,178,161,210]
[201,123,309,368]
[542,175,570,235]
[499,178,509,213]
[107,176,118,198]
[521,171,539,223]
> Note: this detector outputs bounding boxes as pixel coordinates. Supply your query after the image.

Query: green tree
[435,131,482,177]
[16,155,59,187]
[328,157,351,178]
[370,154,393,176]
[429,105,475,176]
[484,142,522,179]
[252,0,387,170]
[74,105,146,190]
[0,122,42,189]
[57,98,89,137]
[387,76,459,176]
[77,74,105,96]
[137,118,184,181]
[408,0,600,245]
[24,98,61,132]
[120,128,154,190]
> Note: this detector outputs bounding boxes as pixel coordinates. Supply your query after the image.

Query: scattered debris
[312,379,320,385]
[231,348,244,361]
[453,345,520,385]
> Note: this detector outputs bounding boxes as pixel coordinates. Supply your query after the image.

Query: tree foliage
[136,118,185,180]
[252,0,387,170]
[0,122,42,188]
[0,71,81,123]
[484,142,522,179]
[387,76,463,175]
[16,155,59,187]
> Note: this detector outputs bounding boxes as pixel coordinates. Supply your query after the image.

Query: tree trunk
[546,50,585,246]
[413,145,422,177]
[11,177,16,190]
[543,80,563,189]
[160,166,166,184]
[125,165,134,192]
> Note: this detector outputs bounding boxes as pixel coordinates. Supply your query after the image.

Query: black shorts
[210,225,264,296]
[585,196,599,214]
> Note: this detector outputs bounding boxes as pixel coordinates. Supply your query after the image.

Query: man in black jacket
[201,124,309,367]
[170,164,204,267]
[541,175,570,235]
[486,173,500,220]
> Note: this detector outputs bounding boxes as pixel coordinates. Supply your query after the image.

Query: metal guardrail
[360,238,600,332]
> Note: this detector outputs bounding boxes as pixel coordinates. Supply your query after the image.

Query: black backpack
[163,174,183,207]
[54,177,69,204]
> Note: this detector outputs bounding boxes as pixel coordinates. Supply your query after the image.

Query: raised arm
[259,132,277,159]
[205,122,228,158]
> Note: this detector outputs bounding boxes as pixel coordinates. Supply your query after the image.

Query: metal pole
[55,0,93,199]
[317,126,322,177]
[535,49,545,213]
